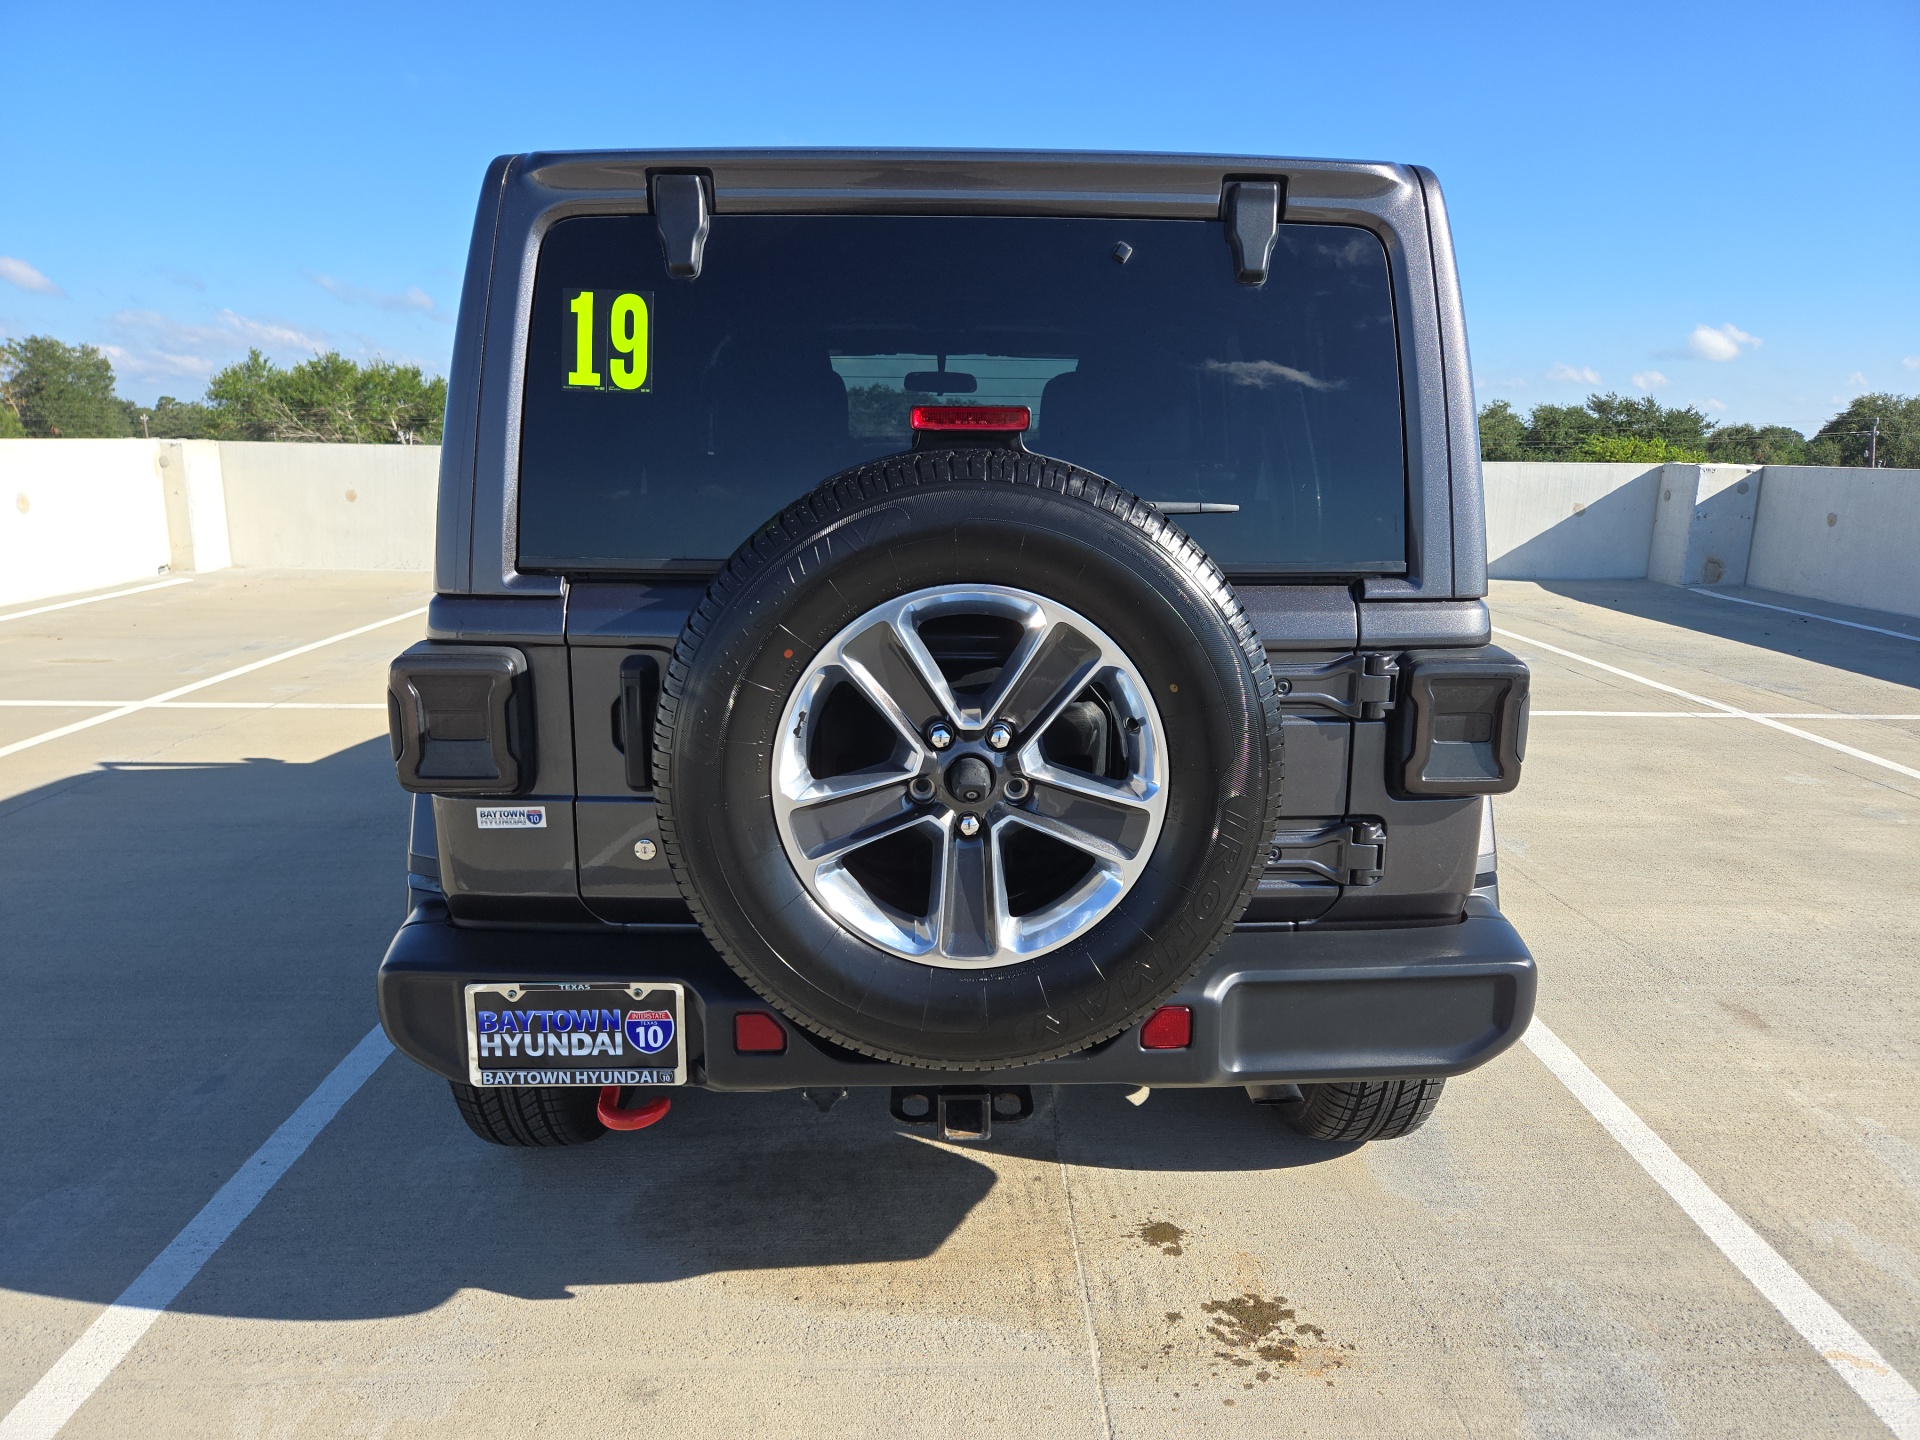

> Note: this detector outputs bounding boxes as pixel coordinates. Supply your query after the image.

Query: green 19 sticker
[564,290,651,391]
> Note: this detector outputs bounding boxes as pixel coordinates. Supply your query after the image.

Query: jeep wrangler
[378,150,1535,1149]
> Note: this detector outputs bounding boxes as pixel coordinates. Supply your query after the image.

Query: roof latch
[651,172,711,280]
[1224,180,1282,286]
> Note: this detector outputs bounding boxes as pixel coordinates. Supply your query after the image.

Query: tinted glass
[518,214,1405,575]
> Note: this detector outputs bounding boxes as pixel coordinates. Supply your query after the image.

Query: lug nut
[1003,776,1030,801]
[927,722,954,750]
[987,721,1013,751]
[909,776,935,800]
[957,814,982,838]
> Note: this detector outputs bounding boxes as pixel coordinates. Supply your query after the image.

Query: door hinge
[1265,820,1386,886]
[1269,653,1398,719]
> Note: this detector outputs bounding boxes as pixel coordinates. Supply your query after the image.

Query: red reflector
[734,1011,787,1053]
[1139,1006,1192,1050]
[910,405,1031,432]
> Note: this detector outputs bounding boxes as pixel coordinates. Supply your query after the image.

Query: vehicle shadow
[0,738,1350,1324]
[162,1073,1354,1322]
[1522,579,1920,693]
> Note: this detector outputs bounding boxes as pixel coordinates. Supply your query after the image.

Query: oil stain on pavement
[1135,1219,1188,1255]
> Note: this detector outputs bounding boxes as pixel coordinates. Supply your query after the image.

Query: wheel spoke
[989,621,1103,739]
[788,776,917,862]
[838,618,958,742]
[1012,776,1155,864]
[933,821,1003,961]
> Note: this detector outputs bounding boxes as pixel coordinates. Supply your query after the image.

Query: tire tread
[449,1082,606,1147]
[1284,1078,1445,1143]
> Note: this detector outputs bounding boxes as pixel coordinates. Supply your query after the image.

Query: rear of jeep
[378,150,1534,1149]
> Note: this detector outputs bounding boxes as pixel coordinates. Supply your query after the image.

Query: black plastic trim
[388,643,534,796]
[378,905,1535,1090]
[1391,646,1530,797]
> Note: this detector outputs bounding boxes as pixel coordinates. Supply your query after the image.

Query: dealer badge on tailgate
[464,982,686,1087]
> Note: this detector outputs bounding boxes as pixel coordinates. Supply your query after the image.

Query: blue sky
[2,0,1914,432]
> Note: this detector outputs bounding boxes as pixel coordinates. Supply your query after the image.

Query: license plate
[463,981,687,1088]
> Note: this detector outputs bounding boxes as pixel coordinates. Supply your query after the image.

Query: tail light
[387,643,535,796]
[1391,646,1529,797]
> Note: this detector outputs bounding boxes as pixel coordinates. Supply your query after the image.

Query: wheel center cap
[944,754,995,806]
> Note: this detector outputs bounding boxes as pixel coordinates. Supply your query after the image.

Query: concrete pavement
[0,571,1914,1438]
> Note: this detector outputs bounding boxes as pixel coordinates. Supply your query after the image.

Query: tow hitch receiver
[597,1087,671,1131]
[891,1086,1034,1142]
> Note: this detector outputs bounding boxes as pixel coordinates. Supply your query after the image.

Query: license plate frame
[463,981,687,1088]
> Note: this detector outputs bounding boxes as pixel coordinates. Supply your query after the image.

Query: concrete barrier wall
[0,440,172,606]
[3,441,1917,620]
[1647,464,1762,588]
[1483,459,1920,613]
[1749,467,1920,620]
[1484,463,1661,579]
[220,442,437,570]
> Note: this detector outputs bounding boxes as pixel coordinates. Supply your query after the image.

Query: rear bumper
[377,898,1535,1090]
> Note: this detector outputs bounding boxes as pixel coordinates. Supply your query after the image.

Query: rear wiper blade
[1145,501,1240,515]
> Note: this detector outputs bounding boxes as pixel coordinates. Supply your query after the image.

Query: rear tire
[1281,1078,1444,1142]
[450,1082,607,1147]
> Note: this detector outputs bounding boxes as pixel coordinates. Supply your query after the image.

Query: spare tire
[655,448,1282,1068]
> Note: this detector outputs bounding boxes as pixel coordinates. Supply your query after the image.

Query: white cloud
[1202,359,1341,391]
[1700,398,1728,412]
[1904,356,1920,371]
[1547,363,1601,384]
[99,342,215,383]
[307,272,443,318]
[0,257,63,296]
[1687,323,1762,362]
[216,308,327,351]
[1631,370,1668,390]
[1847,371,1870,388]
[105,307,331,388]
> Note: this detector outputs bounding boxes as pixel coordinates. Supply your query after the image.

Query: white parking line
[1051,1097,1115,1440]
[0,609,426,763]
[0,701,385,711]
[1691,588,1920,643]
[1532,710,1920,719]
[0,1026,392,1440]
[1525,1020,1920,1439]
[0,578,192,624]
[1494,626,1920,783]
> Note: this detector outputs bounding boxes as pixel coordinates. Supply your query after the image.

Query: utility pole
[1866,415,1879,468]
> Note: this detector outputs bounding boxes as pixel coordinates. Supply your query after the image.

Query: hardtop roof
[515,148,1414,217]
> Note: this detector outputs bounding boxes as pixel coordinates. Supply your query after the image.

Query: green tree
[1519,401,1602,458]
[127,395,221,439]
[1703,423,1807,465]
[0,335,134,437]
[1476,399,1528,460]
[203,349,445,443]
[1577,434,1706,462]
[1478,391,1813,464]
[1806,393,1920,469]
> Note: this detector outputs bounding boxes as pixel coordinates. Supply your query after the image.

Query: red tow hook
[597,1087,671,1131]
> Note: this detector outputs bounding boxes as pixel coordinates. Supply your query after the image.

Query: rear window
[517,213,1406,576]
